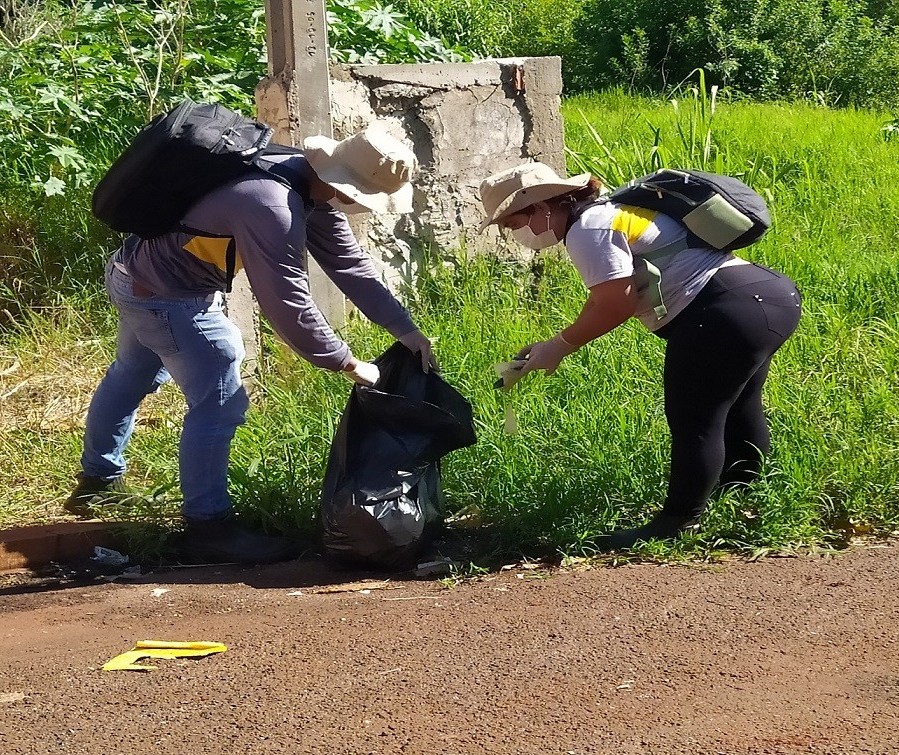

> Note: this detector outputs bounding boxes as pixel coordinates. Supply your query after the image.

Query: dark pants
[655,263,801,519]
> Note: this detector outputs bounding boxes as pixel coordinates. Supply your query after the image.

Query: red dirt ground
[1,542,898,755]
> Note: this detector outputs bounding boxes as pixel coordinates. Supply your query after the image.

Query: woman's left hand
[515,333,578,375]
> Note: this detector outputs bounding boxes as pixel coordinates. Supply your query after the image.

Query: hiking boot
[178,516,301,565]
[64,473,130,518]
[597,512,700,551]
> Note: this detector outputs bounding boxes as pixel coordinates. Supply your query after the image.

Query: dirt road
[1,543,897,755]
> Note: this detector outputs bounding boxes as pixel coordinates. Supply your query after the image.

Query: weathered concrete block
[330,57,565,282]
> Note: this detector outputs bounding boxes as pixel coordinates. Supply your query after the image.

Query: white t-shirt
[564,202,746,331]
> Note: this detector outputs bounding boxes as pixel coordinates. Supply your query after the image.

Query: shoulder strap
[635,238,689,320]
[174,146,311,294]
[252,144,312,206]
[567,196,689,320]
[564,198,608,239]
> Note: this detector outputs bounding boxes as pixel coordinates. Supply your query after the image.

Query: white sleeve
[565,221,635,289]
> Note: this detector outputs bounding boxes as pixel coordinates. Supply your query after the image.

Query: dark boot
[64,473,130,518]
[597,512,700,551]
[179,516,301,565]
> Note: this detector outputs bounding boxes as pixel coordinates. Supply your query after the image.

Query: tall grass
[2,93,898,561]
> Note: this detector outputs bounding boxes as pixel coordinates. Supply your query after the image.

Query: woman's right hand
[515,334,578,375]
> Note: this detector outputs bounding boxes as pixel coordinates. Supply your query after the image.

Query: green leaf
[49,144,85,171]
[361,3,409,38]
[41,176,67,196]
[0,99,26,119]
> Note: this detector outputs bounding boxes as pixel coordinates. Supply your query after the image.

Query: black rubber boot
[179,516,301,565]
[597,512,700,551]
[64,473,130,518]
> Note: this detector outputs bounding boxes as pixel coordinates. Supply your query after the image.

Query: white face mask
[328,196,369,215]
[510,215,560,250]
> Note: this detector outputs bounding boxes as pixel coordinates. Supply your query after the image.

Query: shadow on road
[0,525,536,596]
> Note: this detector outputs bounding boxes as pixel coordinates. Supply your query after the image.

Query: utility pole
[255,0,347,329]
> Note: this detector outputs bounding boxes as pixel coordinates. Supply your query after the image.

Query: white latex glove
[342,358,380,387]
[516,333,578,376]
[398,329,436,373]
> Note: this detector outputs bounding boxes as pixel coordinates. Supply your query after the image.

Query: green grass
[2,92,898,562]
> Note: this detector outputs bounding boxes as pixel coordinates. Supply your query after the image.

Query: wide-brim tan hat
[304,122,417,214]
[478,162,590,232]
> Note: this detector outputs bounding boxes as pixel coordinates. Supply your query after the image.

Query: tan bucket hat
[304,122,417,214]
[478,162,591,231]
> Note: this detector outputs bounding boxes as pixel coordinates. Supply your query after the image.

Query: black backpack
[600,168,771,251]
[92,98,306,289]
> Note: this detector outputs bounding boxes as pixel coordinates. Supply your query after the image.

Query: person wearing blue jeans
[66,122,435,564]
[81,263,249,521]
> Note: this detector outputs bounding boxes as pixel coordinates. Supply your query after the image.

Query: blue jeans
[81,261,249,520]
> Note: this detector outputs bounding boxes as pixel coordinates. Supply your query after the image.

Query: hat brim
[477,172,591,232]
[303,136,414,214]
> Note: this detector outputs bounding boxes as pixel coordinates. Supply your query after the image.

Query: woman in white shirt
[478,162,801,549]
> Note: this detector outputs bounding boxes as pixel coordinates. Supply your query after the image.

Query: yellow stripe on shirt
[610,205,658,246]
[182,235,243,273]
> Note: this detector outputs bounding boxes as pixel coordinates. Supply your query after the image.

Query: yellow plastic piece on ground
[102,640,228,672]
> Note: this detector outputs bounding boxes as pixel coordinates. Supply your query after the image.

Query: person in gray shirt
[65,122,434,565]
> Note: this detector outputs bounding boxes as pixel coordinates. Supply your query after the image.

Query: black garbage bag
[319,342,477,569]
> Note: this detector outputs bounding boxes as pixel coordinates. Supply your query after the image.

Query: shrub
[0,0,469,321]
[566,0,899,107]
[394,0,581,61]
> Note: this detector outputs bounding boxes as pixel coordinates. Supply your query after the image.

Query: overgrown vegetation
[0,0,467,323]
[3,0,898,324]
[396,0,899,107]
[1,1,897,561]
[2,89,897,561]
[394,0,580,60]
[564,0,899,107]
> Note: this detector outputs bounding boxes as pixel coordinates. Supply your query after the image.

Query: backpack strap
[567,199,687,319]
[252,145,313,207]
[175,148,311,294]
[636,238,688,319]
[564,198,607,238]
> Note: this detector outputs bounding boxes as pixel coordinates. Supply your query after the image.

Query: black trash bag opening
[319,342,476,570]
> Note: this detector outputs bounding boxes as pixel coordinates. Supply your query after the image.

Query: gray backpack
[571,169,772,318]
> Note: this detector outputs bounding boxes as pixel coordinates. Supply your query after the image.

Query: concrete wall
[330,57,565,279]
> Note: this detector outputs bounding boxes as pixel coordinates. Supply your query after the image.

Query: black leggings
[655,263,801,519]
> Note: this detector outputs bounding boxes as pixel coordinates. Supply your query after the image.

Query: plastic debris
[493,360,526,434]
[91,546,129,567]
[414,557,459,578]
[446,503,484,530]
[102,640,228,672]
[149,588,170,597]
[493,360,527,391]
[116,566,144,580]
[503,404,518,434]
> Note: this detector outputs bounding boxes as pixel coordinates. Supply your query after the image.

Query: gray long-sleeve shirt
[115,153,416,370]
